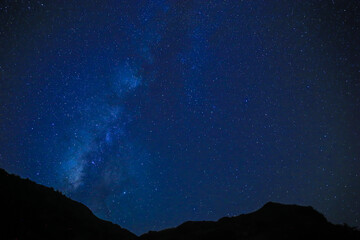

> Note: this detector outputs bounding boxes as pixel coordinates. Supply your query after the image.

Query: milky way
[0,0,359,235]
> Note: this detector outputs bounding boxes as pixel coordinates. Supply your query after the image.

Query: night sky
[1,0,360,235]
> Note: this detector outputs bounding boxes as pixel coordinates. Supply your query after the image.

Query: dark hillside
[140,202,359,240]
[0,168,136,240]
[0,167,359,240]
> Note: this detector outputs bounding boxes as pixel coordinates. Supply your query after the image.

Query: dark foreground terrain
[140,202,360,240]
[0,168,136,240]
[0,168,359,240]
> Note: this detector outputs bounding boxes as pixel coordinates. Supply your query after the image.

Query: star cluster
[0,0,359,235]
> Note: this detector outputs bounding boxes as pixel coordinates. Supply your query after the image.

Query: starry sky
[0,0,360,235]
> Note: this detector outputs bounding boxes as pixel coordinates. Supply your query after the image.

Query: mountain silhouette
[0,168,136,240]
[140,202,359,240]
[0,167,359,240]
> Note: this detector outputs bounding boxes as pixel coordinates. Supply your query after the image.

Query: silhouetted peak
[0,168,136,240]
[1,167,359,240]
[141,202,359,240]
[251,201,328,225]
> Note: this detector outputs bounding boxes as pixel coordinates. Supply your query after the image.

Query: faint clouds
[112,63,142,97]
[60,142,91,192]
[63,158,86,191]
[105,131,112,144]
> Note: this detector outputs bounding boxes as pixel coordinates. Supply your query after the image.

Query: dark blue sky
[0,0,359,235]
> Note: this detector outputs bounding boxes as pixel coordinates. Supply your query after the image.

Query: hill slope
[0,168,136,240]
[140,202,360,240]
[0,167,359,240]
